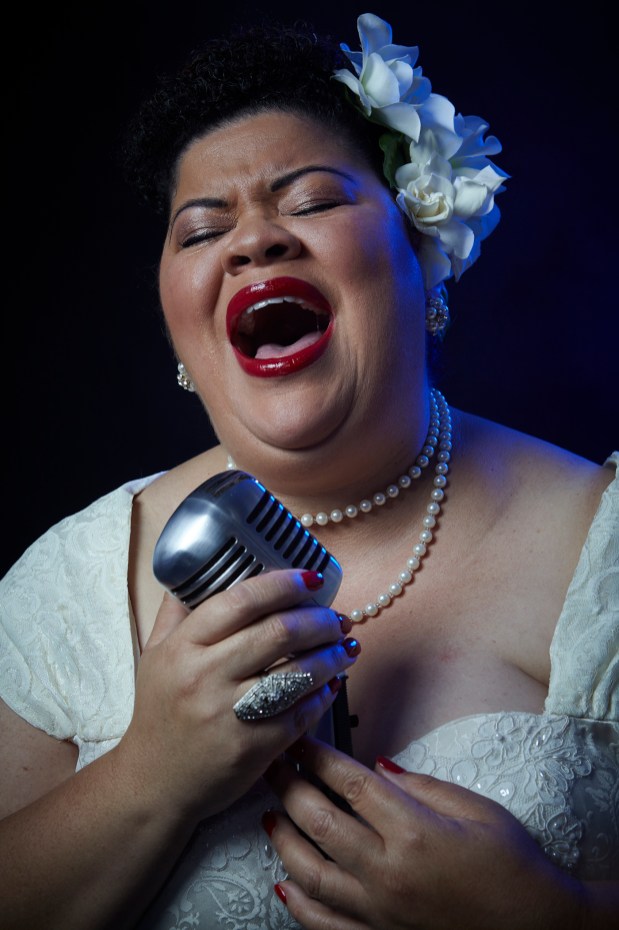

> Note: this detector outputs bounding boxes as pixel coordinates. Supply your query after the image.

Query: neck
[225,389,434,514]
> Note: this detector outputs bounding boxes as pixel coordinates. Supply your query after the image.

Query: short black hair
[121,19,444,378]
[121,21,388,217]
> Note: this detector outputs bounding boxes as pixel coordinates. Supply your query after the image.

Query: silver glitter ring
[233,671,315,721]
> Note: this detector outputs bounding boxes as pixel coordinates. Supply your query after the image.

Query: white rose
[332,12,508,286]
[333,13,432,140]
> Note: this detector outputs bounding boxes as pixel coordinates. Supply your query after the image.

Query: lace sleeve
[545,452,619,722]
[0,482,146,743]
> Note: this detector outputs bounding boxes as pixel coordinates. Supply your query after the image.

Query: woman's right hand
[0,570,357,930]
[116,569,358,822]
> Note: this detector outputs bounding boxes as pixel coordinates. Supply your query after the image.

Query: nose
[221,214,302,275]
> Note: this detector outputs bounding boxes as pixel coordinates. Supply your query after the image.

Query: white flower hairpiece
[333,13,508,290]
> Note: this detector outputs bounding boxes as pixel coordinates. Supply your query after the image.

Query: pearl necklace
[348,390,451,622]
[227,388,452,623]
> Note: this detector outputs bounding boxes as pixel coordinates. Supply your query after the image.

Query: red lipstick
[226,277,333,378]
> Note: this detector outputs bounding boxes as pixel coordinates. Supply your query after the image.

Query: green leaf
[379,132,406,189]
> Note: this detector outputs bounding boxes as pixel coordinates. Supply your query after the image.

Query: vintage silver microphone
[153,469,353,755]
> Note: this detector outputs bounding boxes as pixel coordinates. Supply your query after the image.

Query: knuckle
[306,805,336,845]
[316,607,340,639]
[328,642,348,675]
[415,772,439,791]
[303,860,327,900]
[221,571,304,620]
[399,821,427,859]
[160,646,201,699]
[175,669,201,702]
[176,665,205,704]
[400,830,432,878]
[263,611,296,649]
[314,608,340,642]
[223,579,264,614]
[340,769,373,807]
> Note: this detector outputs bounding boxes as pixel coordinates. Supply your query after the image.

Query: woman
[1,12,617,930]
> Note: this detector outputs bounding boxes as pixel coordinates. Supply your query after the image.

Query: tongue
[255,331,322,360]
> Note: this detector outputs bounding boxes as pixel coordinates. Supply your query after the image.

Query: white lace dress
[1,456,617,929]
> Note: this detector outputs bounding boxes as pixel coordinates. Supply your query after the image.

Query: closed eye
[181,229,228,248]
[291,200,344,216]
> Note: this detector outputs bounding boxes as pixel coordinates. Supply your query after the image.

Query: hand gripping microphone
[153,469,354,755]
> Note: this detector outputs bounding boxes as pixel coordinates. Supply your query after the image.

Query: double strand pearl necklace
[227,388,452,623]
[348,390,451,621]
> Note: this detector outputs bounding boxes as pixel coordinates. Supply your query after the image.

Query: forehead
[173,110,375,195]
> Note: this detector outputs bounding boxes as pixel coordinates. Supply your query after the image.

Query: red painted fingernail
[328,676,343,694]
[274,883,287,905]
[342,637,361,658]
[262,810,277,838]
[302,570,324,590]
[376,755,406,774]
[338,613,352,633]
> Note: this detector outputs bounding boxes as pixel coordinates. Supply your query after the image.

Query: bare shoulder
[448,411,615,682]
[458,410,614,529]
[454,410,614,620]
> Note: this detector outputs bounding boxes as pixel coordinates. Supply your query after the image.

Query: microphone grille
[246,488,332,572]
[153,470,342,608]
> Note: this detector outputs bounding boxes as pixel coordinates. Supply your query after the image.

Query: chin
[238,394,350,457]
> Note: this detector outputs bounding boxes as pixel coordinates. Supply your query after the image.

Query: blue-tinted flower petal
[363,53,402,106]
[401,73,432,108]
[332,68,363,94]
[357,13,393,57]
[390,59,416,97]
[414,234,453,289]
[438,216,475,258]
[334,12,507,285]
[453,178,493,218]
[338,46,363,76]
[418,96,459,157]
[375,101,422,139]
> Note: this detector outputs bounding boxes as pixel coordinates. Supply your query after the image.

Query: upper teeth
[242,296,312,316]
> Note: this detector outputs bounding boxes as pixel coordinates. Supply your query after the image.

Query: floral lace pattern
[138,782,297,929]
[0,456,617,925]
[394,712,618,877]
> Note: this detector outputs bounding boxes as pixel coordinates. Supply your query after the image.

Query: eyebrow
[270,164,357,191]
[169,165,357,230]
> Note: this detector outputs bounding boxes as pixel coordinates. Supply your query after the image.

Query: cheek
[158,252,219,335]
[336,210,424,316]
[339,201,422,282]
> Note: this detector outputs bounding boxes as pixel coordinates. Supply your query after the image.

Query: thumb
[144,591,190,650]
[375,757,506,824]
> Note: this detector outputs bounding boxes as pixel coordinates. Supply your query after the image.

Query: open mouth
[227,278,334,377]
[233,296,331,360]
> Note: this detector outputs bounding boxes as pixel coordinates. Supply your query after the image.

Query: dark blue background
[5,1,617,576]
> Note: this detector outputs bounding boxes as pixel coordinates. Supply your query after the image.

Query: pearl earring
[425,291,450,336]
[177,362,195,392]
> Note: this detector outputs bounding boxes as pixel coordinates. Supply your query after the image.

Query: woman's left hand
[263,736,586,930]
